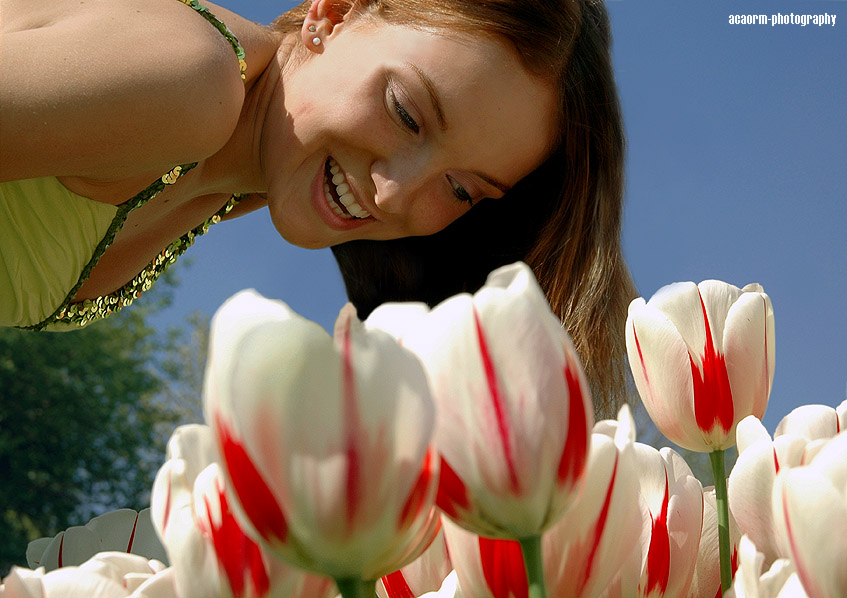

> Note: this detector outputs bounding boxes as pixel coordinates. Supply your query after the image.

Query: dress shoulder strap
[177,0,247,81]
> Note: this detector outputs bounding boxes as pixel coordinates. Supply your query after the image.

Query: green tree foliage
[0,290,193,575]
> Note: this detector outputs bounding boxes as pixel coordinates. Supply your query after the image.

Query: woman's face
[263,18,557,249]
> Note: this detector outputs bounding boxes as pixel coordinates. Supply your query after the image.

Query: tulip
[626,280,774,453]
[725,536,808,598]
[601,445,703,598]
[545,405,643,598]
[150,425,335,598]
[440,406,642,598]
[378,527,452,598]
[771,432,847,598]
[367,263,593,598]
[729,404,846,570]
[204,291,440,597]
[0,552,175,598]
[368,262,593,538]
[26,508,167,571]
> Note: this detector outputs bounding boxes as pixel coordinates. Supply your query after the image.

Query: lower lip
[310,159,371,231]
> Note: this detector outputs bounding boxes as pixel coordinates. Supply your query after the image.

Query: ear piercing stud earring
[308,25,321,45]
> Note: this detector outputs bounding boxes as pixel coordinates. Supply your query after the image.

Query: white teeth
[325,157,369,220]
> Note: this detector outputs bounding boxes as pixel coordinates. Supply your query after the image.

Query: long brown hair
[273,0,635,417]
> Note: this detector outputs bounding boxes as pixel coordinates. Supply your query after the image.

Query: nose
[370,152,431,215]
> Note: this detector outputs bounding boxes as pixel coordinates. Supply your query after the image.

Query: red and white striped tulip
[378,526,452,598]
[545,405,643,598]
[729,404,846,569]
[602,445,704,598]
[204,291,440,582]
[26,508,167,572]
[772,432,847,598]
[626,280,774,452]
[367,262,593,540]
[150,425,335,598]
[725,535,808,598]
[439,405,642,598]
[0,552,175,598]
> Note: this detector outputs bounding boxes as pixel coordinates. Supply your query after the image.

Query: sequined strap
[22,164,246,330]
[177,0,248,80]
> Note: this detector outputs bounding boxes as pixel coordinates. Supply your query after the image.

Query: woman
[0,0,633,414]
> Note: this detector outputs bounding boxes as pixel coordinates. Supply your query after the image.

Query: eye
[388,83,419,134]
[447,175,474,206]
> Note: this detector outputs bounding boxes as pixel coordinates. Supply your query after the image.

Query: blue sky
[153,0,846,433]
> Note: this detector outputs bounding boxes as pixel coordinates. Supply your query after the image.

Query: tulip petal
[735,416,771,455]
[479,537,528,598]
[627,299,703,450]
[773,465,847,598]
[472,308,521,493]
[556,345,592,490]
[728,439,783,565]
[688,487,740,598]
[436,458,472,521]
[25,538,51,569]
[689,286,734,442]
[723,291,773,423]
[40,527,100,570]
[775,404,842,442]
[193,465,271,598]
[214,414,289,546]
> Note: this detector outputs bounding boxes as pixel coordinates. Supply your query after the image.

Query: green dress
[0,0,247,331]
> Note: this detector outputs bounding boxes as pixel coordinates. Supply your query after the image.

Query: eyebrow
[407,62,447,131]
[476,172,511,194]
[406,62,512,195]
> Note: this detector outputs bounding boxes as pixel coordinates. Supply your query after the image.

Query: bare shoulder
[0,0,262,182]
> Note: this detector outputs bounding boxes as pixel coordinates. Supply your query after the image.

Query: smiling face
[262,17,557,249]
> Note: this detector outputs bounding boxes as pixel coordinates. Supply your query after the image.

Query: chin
[274,227,333,250]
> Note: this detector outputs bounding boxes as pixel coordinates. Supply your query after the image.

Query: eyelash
[448,175,474,206]
[388,86,419,134]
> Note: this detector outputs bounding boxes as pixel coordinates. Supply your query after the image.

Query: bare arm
[0,0,267,182]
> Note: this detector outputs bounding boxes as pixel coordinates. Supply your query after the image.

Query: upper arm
[0,0,246,182]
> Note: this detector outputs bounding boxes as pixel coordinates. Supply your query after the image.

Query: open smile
[324,157,370,219]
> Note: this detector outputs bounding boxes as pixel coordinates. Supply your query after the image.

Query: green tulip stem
[519,534,548,598]
[335,577,376,598]
[709,449,732,594]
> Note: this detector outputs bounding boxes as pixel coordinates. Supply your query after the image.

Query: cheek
[405,199,467,237]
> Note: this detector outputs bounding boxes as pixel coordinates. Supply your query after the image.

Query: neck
[188,34,298,199]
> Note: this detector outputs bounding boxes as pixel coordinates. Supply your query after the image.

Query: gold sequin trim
[48,194,243,329]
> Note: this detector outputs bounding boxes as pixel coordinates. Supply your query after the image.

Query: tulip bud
[626,280,775,452]
[368,262,593,540]
[204,291,440,583]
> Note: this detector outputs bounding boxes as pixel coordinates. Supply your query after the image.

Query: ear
[301,0,359,54]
